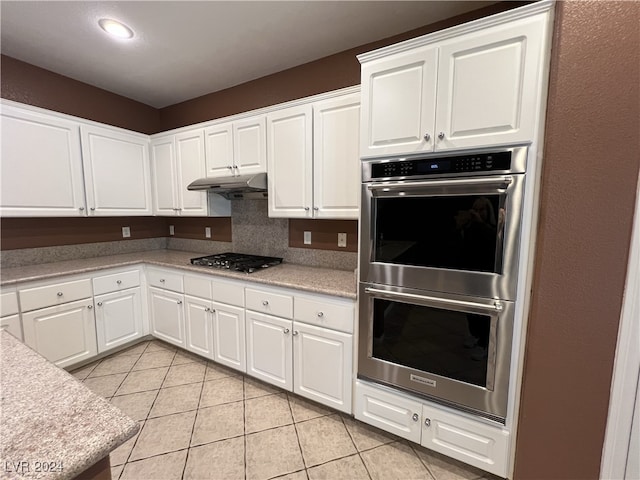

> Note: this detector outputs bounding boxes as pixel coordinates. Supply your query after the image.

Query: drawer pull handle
[283,328,290,334]
[97,302,103,307]
[317,312,324,317]
[57,292,63,297]
[412,413,419,422]
[424,418,431,427]
[116,280,122,285]
[292,330,299,336]
[262,300,269,306]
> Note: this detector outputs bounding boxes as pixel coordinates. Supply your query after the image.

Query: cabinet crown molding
[357,0,554,64]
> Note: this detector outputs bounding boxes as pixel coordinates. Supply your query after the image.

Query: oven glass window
[372,298,490,388]
[374,194,504,273]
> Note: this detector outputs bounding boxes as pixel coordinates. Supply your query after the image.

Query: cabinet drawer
[1,291,19,316]
[147,269,183,292]
[184,275,212,299]
[19,279,92,312]
[294,295,354,333]
[93,270,141,295]
[246,287,293,319]
[211,279,245,307]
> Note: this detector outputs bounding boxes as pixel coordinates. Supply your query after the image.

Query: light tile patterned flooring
[71,340,497,480]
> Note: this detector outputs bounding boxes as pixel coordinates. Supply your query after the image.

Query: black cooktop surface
[190,252,283,273]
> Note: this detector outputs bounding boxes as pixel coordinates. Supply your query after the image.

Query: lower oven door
[358,283,514,422]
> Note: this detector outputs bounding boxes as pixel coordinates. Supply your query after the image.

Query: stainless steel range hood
[187,173,268,200]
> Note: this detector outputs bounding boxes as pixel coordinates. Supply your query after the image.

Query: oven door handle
[364,287,504,312]
[367,176,513,192]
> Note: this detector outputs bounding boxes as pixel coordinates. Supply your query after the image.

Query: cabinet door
[80,125,152,216]
[148,287,185,347]
[1,314,23,341]
[150,136,178,216]
[204,122,234,177]
[175,130,208,216]
[360,46,437,158]
[212,302,246,373]
[267,105,313,218]
[234,115,266,176]
[354,381,422,443]
[185,295,214,360]
[22,299,97,368]
[313,94,360,219]
[246,311,293,390]
[421,404,510,477]
[0,105,86,217]
[95,287,143,353]
[293,322,352,413]
[434,13,547,150]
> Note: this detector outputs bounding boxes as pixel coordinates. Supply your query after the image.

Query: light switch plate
[122,226,131,238]
[205,227,212,238]
[338,233,347,248]
[169,225,175,235]
[304,231,312,245]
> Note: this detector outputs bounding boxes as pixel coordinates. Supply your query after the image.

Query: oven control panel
[370,151,512,179]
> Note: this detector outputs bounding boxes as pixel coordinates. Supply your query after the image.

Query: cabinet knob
[292,330,299,336]
[412,413,419,422]
[177,300,182,305]
[313,207,319,211]
[283,328,290,334]
[205,307,211,312]
[212,309,216,313]
[87,305,93,309]
[116,280,122,285]
[262,300,269,306]
[304,207,310,211]
[317,312,324,318]
[438,132,445,140]
[90,207,96,211]
[423,133,431,141]
[233,165,238,169]
[79,207,85,211]
[227,165,233,170]
[424,418,431,427]
[160,279,165,283]
[97,302,103,307]
[57,292,63,297]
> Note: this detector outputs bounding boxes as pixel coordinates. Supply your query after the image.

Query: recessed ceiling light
[98,18,134,39]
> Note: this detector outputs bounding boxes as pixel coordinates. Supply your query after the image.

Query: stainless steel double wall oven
[358,146,528,422]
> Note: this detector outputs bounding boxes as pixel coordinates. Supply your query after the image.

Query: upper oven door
[360,173,524,300]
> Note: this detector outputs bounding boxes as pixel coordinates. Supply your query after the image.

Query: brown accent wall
[0,55,160,134]
[158,2,527,131]
[513,2,640,479]
[166,217,232,243]
[289,219,358,252]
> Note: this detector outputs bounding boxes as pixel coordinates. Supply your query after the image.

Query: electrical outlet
[122,226,131,238]
[169,225,175,236]
[205,227,212,238]
[304,231,312,245]
[338,233,347,248]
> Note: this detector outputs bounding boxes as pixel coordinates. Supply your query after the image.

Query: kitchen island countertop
[0,330,139,480]
[0,250,358,299]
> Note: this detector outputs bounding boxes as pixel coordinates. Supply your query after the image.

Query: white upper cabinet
[150,130,211,216]
[204,115,266,178]
[80,125,152,216]
[0,104,86,217]
[359,7,551,157]
[360,46,438,158]
[267,91,360,219]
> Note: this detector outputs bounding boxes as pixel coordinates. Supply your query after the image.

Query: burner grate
[190,252,283,273]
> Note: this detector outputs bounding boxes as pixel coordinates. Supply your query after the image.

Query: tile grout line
[181,373,206,480]
[408,442,438,480]
[287,392,309,477]
[243,375,248,480]
[338,413,374,480]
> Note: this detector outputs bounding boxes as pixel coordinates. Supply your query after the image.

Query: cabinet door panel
[0,106,85,216]
[185,295,214,360]
[267,105,313,218]
[246,311,292,390]
[313,94,360,219]
[293,322,352,413]
[435,14,547,150]
[150,136,178,215]
[204,122,234,177]
[149,287,185,347]
[234,115,266,175]
[1,314,23,341]
[81,125,152,215]
[212,302,246,372]
[360,47,437,158]
[95,287,143,353]
[22,299,97,368]
[175,130,208,216]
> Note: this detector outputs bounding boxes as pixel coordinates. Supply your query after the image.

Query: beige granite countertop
[0,250,357,299]
[0,331,139,480]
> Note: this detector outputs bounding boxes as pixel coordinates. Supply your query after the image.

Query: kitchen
[1,1,639,480]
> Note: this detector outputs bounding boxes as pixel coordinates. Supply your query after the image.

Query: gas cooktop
[190,252,283,274]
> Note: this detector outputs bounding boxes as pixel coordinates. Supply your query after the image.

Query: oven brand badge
[410,374,436,387]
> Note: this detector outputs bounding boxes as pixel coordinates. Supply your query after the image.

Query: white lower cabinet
[212,301,246,372]
[1,314,23,341]
[184,294,215,360]
[355,380,510,477]
[22,298,97,368]
[246,311,293,390]
[94,287,144,353]
[148,287,185,347]
[1,290,22,341]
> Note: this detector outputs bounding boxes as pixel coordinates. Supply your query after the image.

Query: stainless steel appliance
[358,146,528,422]
[190,253,282,273]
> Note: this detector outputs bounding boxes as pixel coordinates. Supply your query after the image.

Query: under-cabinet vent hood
[187,173,268,200]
